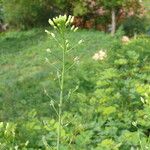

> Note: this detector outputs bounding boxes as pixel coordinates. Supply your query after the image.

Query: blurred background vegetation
[0,0,150,36]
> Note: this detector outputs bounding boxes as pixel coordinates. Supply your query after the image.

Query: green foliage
[1,0,147,36]
[2,0,55,29]
[123,16,147,36]
[101,0,125,9]
[0,0,3,22]
[73,0,88,16]
[0,29,150,149]
[72,36,150,149]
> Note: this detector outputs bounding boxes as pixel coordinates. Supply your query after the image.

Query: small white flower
[122,36,130,44]
[74,56,80,64]
[98,50,107,60]
[78,39,83,45]
[46,48,51,53]
[92,50,107,61]
[92,53,99,60]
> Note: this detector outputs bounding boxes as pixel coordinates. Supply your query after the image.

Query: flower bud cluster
[48,15,74,29]
[45,15,78,38]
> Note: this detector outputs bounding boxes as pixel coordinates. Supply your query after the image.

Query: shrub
[2,0,55,29]
[69,36,150,149]
[0,0,3,23]
[1,0,147,33]
[123,16,147,37]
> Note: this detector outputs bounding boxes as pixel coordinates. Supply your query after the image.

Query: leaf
[102,106,116,116]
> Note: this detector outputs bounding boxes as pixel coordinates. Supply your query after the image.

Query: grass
[0,28,117,121]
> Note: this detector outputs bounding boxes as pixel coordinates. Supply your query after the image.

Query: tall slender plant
[45,15,83,150]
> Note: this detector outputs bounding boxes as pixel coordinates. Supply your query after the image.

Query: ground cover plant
[0,24,150,149]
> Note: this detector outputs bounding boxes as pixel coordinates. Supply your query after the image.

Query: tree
[0,0,3,23]
[2,0,70,29]
[100,0,126,36]
[100,0,143,36]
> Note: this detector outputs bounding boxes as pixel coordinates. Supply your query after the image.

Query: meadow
[0,28,150,149]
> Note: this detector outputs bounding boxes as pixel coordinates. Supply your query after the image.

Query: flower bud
[74,27,78,32]
[68,15,72,22]
[48,19,54,26]
[78,39,83,44]
[45,29,50,34]
[66,43,69,48]
[70,16,74,23]
[71,25,75,31]
[50,32,55,38]
[140,97,145,104]
[46,48,51,53]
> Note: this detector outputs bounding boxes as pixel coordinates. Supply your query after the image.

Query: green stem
[57,34,66,150]
[137,129,144,150]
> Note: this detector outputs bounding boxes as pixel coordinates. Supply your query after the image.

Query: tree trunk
[111,8,116,36]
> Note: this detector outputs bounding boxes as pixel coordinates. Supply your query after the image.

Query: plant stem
[57,34,66,150]
[137,129,144,150]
